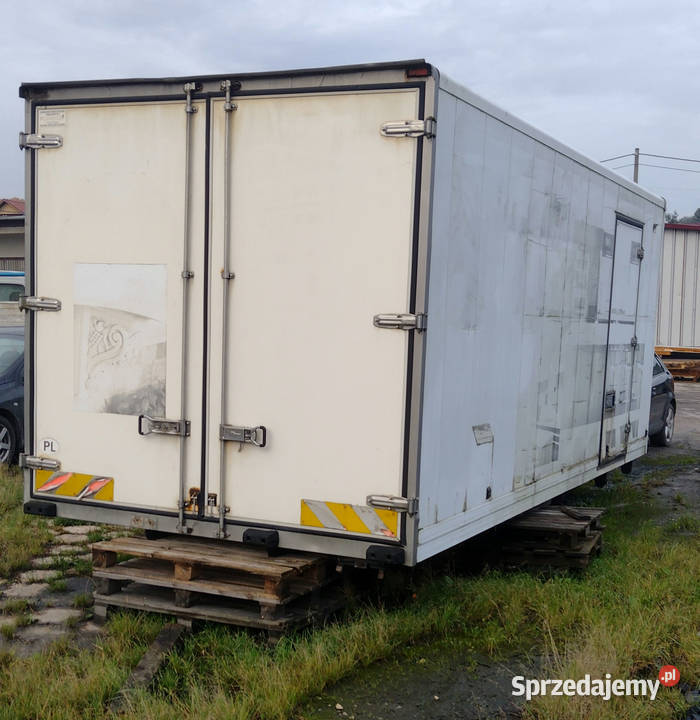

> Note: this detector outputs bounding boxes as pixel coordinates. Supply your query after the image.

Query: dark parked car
[649,354,675,446]
[0,326,24,464]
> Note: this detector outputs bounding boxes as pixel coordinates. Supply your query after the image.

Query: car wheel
[0,416,17,464]
[651,404,675,447]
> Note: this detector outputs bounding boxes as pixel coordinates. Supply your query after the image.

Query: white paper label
[38,109,65,127]
[472,423,494,445]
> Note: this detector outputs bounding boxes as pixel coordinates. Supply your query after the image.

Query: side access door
[27,98,206,517]
[599,216,645,463]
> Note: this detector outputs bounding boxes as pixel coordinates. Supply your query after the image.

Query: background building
[0,198,24,271]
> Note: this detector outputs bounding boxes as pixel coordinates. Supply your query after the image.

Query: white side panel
[656,226,700,349]
[207,90,418,528]
[417,86,663,557]
[32,101,206,510]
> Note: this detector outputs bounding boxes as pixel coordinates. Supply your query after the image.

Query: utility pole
[633,147,640,183]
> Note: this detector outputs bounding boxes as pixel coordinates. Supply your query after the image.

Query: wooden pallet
[91,535,339,633]
[500,506,605,569]
[662,358,700,381]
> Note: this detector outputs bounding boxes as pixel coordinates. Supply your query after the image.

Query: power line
[600,153,634,162]
[602,152,700,165]
[642,152,700,164]
[612,162,700,175]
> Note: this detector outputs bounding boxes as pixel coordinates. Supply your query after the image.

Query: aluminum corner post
[23,92,35,508]
[401,71,438,566]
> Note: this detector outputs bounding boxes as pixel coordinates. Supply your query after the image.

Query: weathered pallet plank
[91,536,319,577]
[91,557,328,605]
[94,583,344,632]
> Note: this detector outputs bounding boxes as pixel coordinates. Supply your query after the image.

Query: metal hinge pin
[19,132,63,150]
[184,82,199,114]
[380,117,436,138]
[18,296,61,312]
[366,494,418,516]
[373,313,427,332]
[221,80,238,113]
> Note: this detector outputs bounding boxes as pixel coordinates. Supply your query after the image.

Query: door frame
[598,213,645,466]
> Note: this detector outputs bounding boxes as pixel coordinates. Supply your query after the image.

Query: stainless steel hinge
[624,421,631,436]
[367,494,418,516]
[138,415,191,437]
[184,82,201,114]
[374,313,427,331]
[630,335,638,348]
[20,454,61,471]
[19,132,63,150]
[380,117,436,138]
[18,295,62,312]
[636,246,645,260]
[220,424,267,447]
[221,79,238,112]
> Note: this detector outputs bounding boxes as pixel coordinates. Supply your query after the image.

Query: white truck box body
[20,61,664,566]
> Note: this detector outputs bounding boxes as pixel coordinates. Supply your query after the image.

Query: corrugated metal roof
[665,223,700,231]
[0,198,25,215]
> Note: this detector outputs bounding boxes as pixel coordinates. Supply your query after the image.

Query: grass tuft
[1,600,29,616]
[47,577,68,593]
[72,593,93,610]
[0,466,52,578]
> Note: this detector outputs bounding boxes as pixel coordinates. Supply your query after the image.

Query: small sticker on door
[40,438,60,454]
[38,109,65,127]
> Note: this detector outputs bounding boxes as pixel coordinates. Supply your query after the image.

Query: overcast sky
[2,0,699,215]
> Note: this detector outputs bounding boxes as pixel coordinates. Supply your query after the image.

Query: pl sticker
[40,438,59,454]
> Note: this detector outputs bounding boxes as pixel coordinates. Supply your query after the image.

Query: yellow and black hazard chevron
[300,499,398,538]
[35,470,114,501]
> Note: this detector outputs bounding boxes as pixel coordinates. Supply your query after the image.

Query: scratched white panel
[418,80,664,557]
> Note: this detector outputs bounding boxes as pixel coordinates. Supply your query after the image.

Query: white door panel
[207,90,419,530]
[600,219,643,461]
[33,101,206,510]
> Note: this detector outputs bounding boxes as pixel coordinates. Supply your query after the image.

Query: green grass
[71,558,94,577]
[0,466,52,578]
[0,463,696,720]
[52,517,80,528]
[86,530,106,544]
[1,600,30,615]
[73,594,93,610]
[47,577,68,593]
[638,453,699,468]
[665,514,700,533]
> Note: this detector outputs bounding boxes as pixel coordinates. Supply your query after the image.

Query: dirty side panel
[417,84,663,560]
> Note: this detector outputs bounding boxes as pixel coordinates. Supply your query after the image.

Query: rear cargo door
[599,217,645,463]
[30,100,206,513]
[207,89,420,540]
